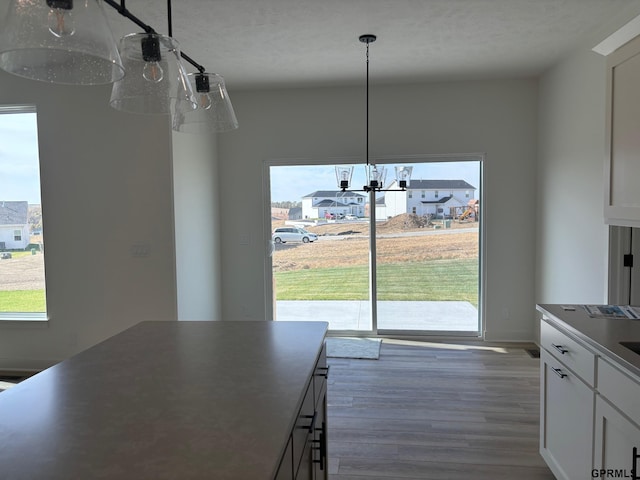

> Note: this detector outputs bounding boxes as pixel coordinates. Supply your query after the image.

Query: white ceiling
[101,0,637,90]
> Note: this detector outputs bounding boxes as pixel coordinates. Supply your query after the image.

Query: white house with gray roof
[0,201,29,250]
[301,190,366,219]
[380,180,476,219]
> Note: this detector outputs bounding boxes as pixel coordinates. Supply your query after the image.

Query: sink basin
[620,342,640,355]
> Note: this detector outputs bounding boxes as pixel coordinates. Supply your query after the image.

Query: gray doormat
[326,337,382,359]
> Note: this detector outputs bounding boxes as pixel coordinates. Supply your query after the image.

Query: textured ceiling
[98,0,637,90]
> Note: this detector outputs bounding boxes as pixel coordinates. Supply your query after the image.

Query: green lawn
[275,258,478,306]
[0,290,46,312]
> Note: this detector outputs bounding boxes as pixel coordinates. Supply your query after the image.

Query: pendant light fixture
[109,32,196,115]
[173,72,238,134]
[336,35,411,192]
[0,0,239,133]
[0,0,125,85]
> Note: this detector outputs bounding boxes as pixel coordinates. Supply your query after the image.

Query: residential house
[381,179,476,219]
[301,191,366,219]
[0,201,29,250]
[0,3,638,369]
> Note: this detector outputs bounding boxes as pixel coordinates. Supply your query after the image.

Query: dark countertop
[537,304,640,378]
[0,320,328,480]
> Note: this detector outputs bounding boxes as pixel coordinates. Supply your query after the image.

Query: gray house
[0,201,29,250]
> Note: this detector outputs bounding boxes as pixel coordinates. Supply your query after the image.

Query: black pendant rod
[103,0,206,73]
[359,34,376,170]
[359,35,375,168]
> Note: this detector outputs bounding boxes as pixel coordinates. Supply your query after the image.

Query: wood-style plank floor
[326,339,555,480]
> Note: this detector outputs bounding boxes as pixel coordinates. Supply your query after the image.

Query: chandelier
[0,0,238,133]
[336,35,411,192]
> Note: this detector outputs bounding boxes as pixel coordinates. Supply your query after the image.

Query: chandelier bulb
[142,61,164,83]
[47,7,75,37]
[198,92,213,110]
[195,73,212,109]
[141,35,164,83]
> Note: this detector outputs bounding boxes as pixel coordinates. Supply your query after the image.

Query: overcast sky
[0,111,41,205]
[270,161,481,202]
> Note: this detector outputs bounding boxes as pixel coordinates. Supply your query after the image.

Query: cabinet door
[540,349,594,480]
[605,34,640,226]
[594,395,640,476]
[275,437,294,480]
[295,440,313,480]
[312,390,328,480]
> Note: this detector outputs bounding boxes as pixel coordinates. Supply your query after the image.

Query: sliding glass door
[268,156,482,336]
[269,164,372,331]
[375,160,481,334]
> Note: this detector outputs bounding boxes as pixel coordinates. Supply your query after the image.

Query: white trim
[0,313,48,322]
[593,14,640,56]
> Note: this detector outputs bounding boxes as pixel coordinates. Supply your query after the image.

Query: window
[408,191,412,198]
[0,106,47,320]
[434,190,439,198]
[421,191,426,198]
[466,190,470,198]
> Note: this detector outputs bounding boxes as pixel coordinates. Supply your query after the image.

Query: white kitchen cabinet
[594,356,640,476]
[594,395,640,476]
[540,348,594,480]
[538,305,640,480]
[605,34,640,226]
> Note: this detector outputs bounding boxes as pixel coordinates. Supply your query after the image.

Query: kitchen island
[537,304,640,480]
[0,320,328,480]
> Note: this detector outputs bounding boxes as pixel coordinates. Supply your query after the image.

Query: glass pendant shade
[174,72,239,133]
[335,166,354,190]
[367,165,386,189]
[395,165,413,188]
[0,0,125,85]
[110,33,197,115]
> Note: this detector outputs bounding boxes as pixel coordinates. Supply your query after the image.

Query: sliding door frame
[264,153,486,338]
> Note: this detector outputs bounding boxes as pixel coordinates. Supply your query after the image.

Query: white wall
[172,131,222,320]
[0,70,178,369]
[536,50,610,306]
[219,80,538,340]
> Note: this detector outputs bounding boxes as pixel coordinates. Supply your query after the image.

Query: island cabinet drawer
[541,319,596,386]
[597,358,640,425]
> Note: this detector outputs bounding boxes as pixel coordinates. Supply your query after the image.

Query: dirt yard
[272,214,479,272]
[0,254,46,291]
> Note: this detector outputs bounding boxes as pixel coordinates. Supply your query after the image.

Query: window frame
[0,105,48,322]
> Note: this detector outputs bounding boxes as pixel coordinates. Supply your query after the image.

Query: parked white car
[345,214,358,220]
[272,227,318,244]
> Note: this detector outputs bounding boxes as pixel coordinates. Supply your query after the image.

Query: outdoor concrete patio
[275,300,479,333]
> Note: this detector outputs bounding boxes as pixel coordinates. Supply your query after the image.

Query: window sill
[0,313,48,323]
